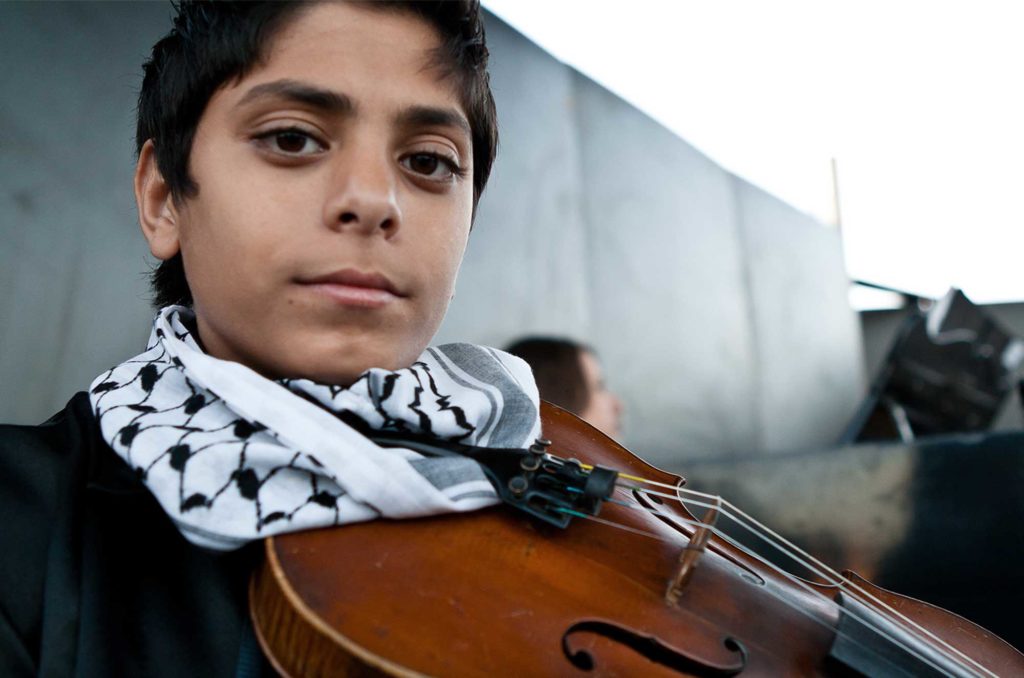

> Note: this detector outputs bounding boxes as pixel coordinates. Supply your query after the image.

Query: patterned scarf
[89,307,540,551]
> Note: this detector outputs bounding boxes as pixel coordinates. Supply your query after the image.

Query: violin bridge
[665,503,720,605]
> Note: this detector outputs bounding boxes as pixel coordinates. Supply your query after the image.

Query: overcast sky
[484,0,1024,305]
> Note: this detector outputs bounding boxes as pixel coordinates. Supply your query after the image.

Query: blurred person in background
[505,336,623,439]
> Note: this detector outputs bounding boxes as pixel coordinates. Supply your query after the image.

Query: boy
[0,2,539,675]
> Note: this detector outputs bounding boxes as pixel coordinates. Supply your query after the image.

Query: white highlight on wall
[484,0,1024,305]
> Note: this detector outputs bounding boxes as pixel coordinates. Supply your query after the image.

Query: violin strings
[609,480,992,678]
[626,482,992,677]
[596,487,988,678]
[599,492,942,669]
[624,482,992,678]
[527,456,987,674]
[558,505,675,542]
[556,502,955,676]
[610,476,983,667]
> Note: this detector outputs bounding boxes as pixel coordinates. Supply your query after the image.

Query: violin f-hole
[561,620,747,676]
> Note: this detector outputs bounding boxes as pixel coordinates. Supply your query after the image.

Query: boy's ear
[134,139,182,260]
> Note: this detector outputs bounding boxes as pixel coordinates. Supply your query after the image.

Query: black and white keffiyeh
[89,306,540,551]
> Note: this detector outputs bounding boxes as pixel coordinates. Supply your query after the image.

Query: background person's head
[505,336,623,438]
[133,0,497,385]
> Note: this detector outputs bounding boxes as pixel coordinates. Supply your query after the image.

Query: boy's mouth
[297,268,404,308]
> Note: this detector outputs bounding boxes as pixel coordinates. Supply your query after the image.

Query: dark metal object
[842,288,1024,443]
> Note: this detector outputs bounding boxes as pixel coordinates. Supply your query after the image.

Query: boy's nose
[323,149,401,237]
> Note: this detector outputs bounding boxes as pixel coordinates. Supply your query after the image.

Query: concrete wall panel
[0,2,164,422]
[733,178,866,452]
[435,16,590,347]
[573,76,760,463]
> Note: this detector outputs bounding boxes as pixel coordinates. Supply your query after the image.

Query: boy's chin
[261,346,422,386]
[261,361,372,387]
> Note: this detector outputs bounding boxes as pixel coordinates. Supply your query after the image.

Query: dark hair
[137,0,499,308]
[505,337,592,415]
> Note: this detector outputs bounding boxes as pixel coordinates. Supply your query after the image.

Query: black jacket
[0,392,273,677]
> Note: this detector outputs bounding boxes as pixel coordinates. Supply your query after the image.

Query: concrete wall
[443,19,866,464]
[0,3,866,464]
[733,177,863,454]
[0,2,170,424]
[571,78,762,460]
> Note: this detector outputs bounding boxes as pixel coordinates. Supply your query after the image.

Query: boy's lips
[297,268,405,308]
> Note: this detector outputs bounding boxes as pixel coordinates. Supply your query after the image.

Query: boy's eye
[401,152,462,181]
[255,128,326,156]
[408,154,441,175]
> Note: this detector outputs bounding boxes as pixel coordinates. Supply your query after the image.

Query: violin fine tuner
[496,450,619,527]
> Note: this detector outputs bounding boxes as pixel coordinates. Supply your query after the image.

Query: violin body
[251,403,1024,676]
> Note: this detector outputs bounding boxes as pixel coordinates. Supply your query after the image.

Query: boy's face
[141,3,475,384]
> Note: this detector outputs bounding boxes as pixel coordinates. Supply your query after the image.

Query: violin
[250,402,1024,676]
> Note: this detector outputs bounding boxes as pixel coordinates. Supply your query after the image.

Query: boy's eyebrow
[236,79,354,114]
[395,105,471,139]
[235,79,470,140]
